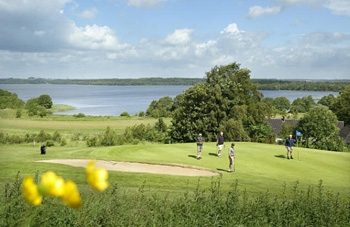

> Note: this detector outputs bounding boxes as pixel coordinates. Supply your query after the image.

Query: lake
[0,84,338,116]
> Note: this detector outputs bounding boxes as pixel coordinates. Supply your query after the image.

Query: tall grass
[1,174,349,226]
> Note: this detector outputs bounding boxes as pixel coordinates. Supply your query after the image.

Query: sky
[0,0,349,79]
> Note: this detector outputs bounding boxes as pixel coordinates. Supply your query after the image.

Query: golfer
[285,135,295,159]
[216,131,224,157]
[196,133,204,160]
[228,143,235,172]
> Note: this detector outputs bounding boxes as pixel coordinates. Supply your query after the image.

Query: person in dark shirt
[196,133,204,160]
[217,131,224,157]
[285,135,295,159]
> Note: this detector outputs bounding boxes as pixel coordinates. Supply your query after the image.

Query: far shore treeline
[1,77,350,91]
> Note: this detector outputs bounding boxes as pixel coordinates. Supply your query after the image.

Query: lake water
[0,84,338,116]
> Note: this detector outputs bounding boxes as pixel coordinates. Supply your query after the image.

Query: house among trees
[267,119,350,145]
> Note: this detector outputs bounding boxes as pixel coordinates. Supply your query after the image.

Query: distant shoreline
[1,77,349,91]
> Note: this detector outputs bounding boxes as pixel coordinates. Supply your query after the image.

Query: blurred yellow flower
[86,160,109,192]
[22,176,42,206]
[62,180,81,208]
[40,171,65,197]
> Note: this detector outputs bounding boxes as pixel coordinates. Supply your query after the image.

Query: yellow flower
[22,176,42,206]
[86,160,109,192]
[62,180,81,208]
[40,171,65,197]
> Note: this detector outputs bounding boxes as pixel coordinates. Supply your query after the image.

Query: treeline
[1,77,349,91]
[0,77,202,86]
[255,79,350,91]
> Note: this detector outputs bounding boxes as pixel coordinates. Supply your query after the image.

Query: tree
[273,97,290,113]
[155,118,167,132]
[171,63,266,142]
[298,106,344,151]
[37,94,53,109]
[318,94,336,109]
[146,96,173,118]
[291,96,315,113]
[0,89,24,109]
[331,85,350,125]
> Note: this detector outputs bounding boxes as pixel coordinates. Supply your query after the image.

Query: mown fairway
[0,142,349,196]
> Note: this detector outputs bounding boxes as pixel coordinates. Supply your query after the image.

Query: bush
[120,112,130,117]
[100,127,117,146]
[36,130,51,142]
[86,136,98,147]
[46,140,55,147]
[60,138,67,146]
[16,109,22,118]
[138,111,145,117]
[52,131,62,142]
[73,113,85,118]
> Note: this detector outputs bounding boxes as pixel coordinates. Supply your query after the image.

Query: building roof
[340,125,350,144]
[267,119,299,136]
[267,119,349,143]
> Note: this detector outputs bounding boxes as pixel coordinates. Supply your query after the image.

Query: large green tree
[331,85,350,125]
[37,94,53,109]
[318,94,336,109]
[171,63,270,142]
[273,96,290,113]
[298,106,344,151]
[146,96,173,118]
[0,89,24,109]
[291,96,315,113]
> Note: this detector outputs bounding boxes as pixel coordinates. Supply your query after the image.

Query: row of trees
[145,63,349,151]
[0,89,53,117]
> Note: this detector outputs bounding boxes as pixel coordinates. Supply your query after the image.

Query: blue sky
[0,0,349,79]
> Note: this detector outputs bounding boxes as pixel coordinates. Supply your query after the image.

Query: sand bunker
[37,159,218,177]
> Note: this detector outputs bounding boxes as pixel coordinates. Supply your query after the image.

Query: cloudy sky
[0,0,349,79]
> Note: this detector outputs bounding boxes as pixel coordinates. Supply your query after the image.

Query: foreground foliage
[1,175,349,227]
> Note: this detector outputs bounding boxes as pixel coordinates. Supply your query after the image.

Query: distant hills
[0,77,349,91]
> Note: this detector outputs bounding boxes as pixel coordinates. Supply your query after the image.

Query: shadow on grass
[187,155,197,159]
[275,154,286,159]
[208,152,218,157]
[216,168,232,173]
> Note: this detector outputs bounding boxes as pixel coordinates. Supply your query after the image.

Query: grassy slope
[0,142,349,197]
[0,111,165,135]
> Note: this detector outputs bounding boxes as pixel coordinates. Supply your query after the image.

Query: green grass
[1,142,349,197]
[0,110,167,136]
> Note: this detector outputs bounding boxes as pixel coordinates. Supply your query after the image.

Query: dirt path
[37,159,219,177]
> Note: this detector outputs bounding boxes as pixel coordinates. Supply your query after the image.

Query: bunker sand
[37,159,219,177]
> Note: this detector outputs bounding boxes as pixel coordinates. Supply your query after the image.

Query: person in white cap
[196,133,204,160]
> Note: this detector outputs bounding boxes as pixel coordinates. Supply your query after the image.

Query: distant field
[0,142,349,197]
[0,109,167,136]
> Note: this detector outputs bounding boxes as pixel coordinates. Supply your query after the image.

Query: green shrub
[46,140,55,147]
[36,130,51,142]
[120,112,130,117]
[60,138,67,146]
[15,109,22,118]
[73,113,85,118]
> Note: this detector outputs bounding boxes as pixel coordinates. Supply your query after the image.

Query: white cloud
[79,8,98,19]
[220,23,241,35]
[127,0,164,8]
[277,0,350,16]
[165,29,193,45]
[68,24,128,50]
[324,0,350,16]
[248,5,282,18]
